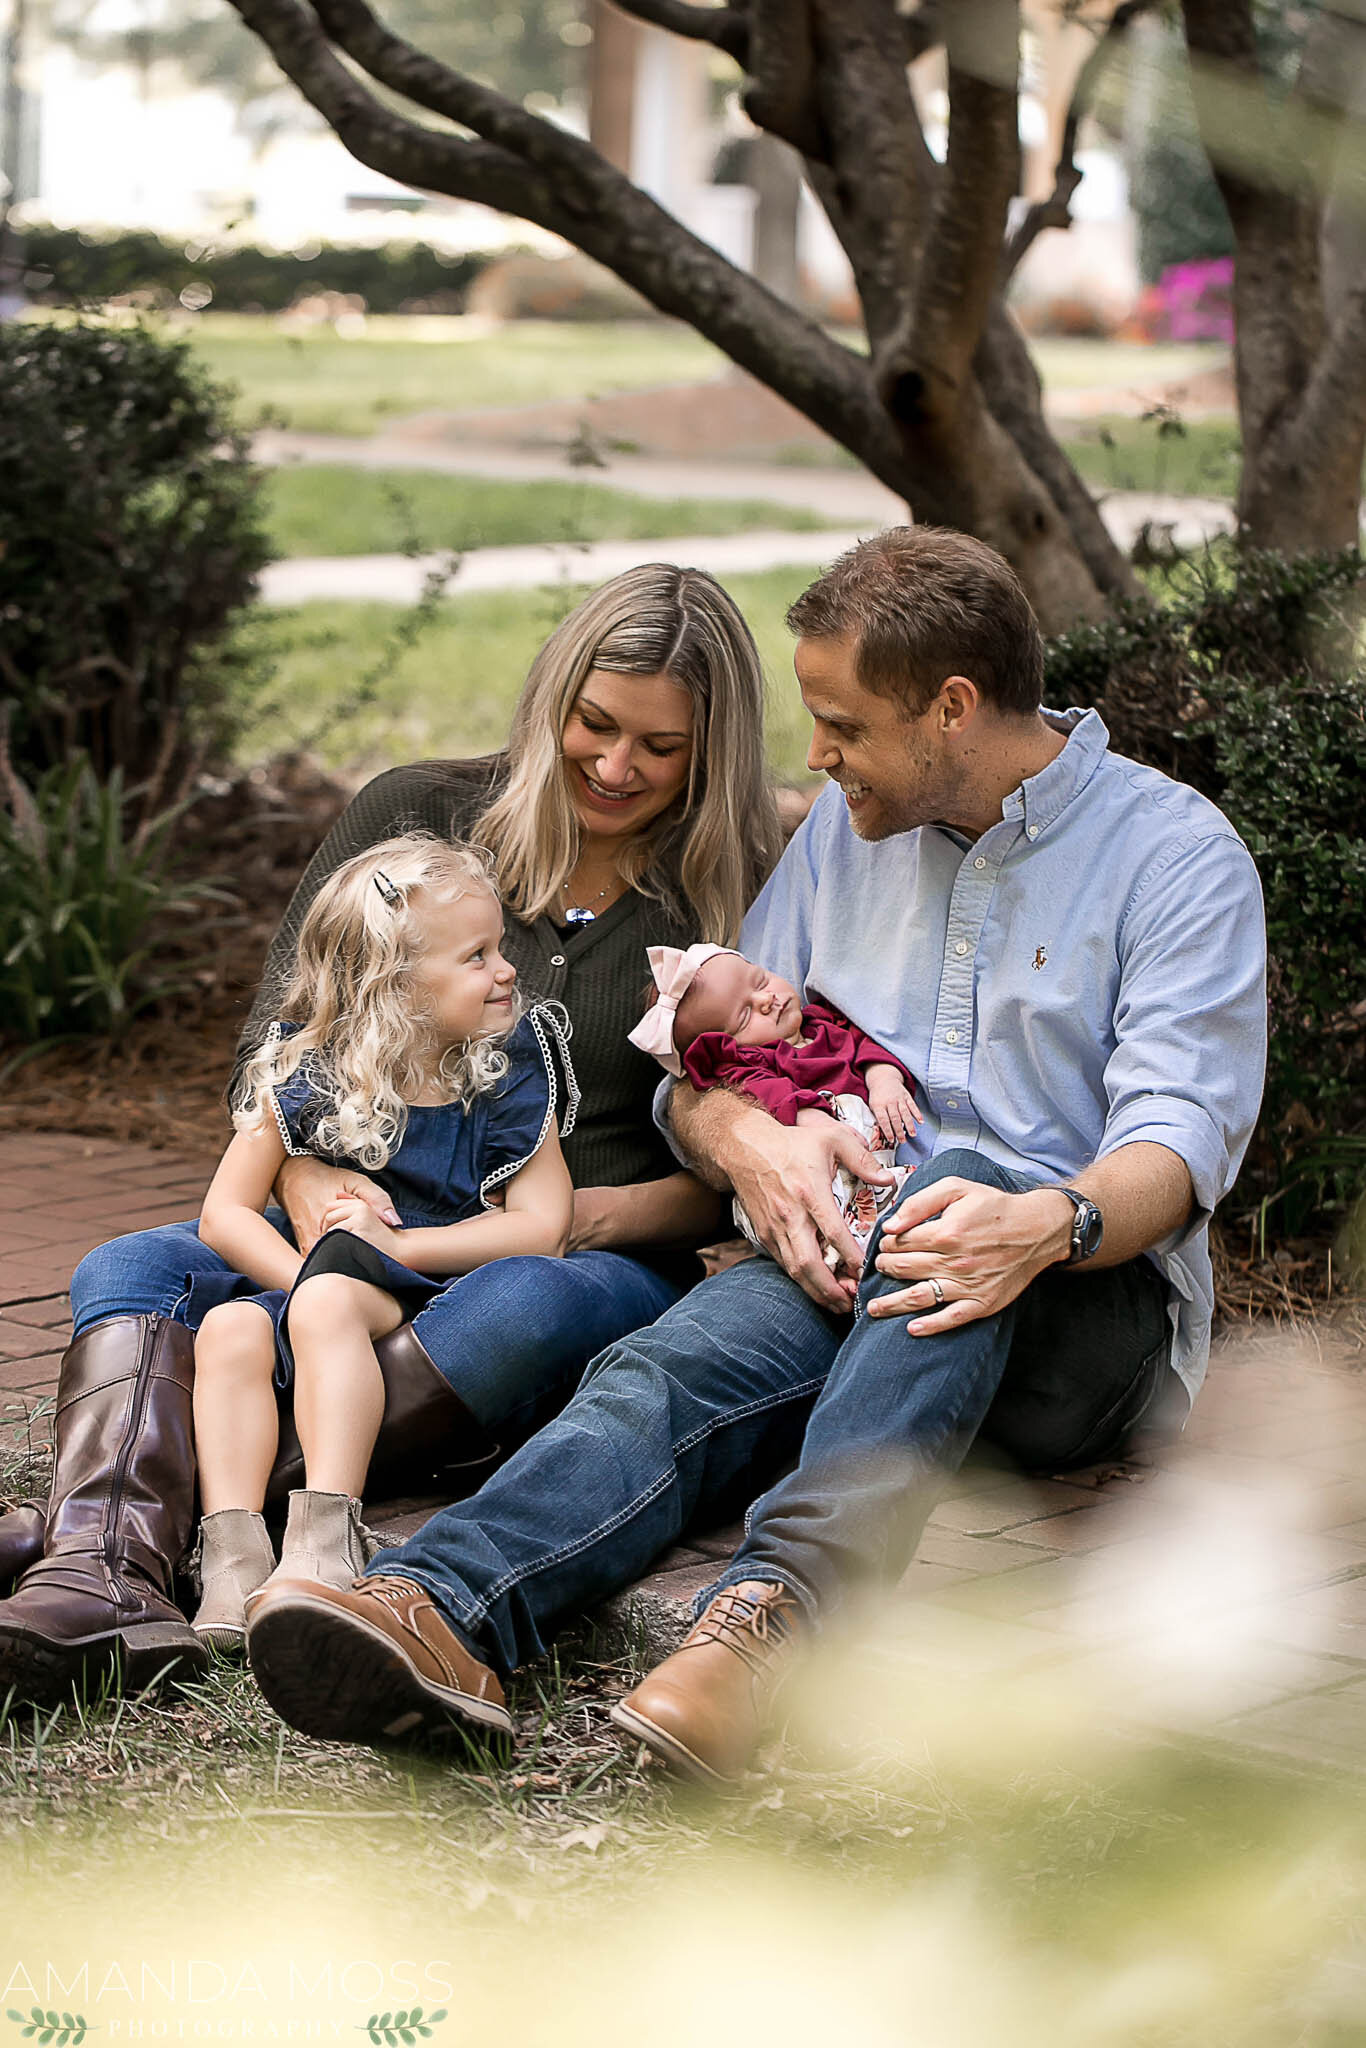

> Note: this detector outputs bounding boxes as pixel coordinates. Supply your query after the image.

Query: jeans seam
[451,1373,831,1629]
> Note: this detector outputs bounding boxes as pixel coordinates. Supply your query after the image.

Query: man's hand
[869,1179,1073,1335]
[316,1194,405,1259]
[275,1154,401,1257]
[728,1115,894,1312]
[864,1063,923,1151]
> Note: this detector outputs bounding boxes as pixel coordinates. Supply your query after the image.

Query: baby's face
[678,954,802,1049]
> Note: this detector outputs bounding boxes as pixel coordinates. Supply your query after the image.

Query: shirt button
[954,940,968,956]
[1027,825,1039,839]
[549,953,566,968]
[947,1098,959,1110]
[945,1028,959,1045]
[973,856,987,870]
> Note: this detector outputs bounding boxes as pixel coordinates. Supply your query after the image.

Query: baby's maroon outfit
[680,999,915,1126]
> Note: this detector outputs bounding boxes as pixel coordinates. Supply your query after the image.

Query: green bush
[17,223,493,316]
[0,319,272,797]
[0,749,227,1044]
[1131,126,1233,286]
[1046,550,1366,1234]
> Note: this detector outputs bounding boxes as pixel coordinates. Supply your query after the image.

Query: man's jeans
[371,1151,1175,1674]
[69,1220,680,1439]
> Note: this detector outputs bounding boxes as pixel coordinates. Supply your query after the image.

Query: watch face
[1075,1201,1103,1259]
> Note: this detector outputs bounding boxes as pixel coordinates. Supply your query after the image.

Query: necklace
[560,875,615,927]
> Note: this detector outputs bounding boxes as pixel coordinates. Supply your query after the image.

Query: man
[247,528,1267,1783]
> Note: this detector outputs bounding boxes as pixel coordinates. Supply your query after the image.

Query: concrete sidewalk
[3,1131,1364,1777]
[257,496,1235,608]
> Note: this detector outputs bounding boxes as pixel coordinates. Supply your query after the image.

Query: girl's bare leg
[284,1273,403,1497]
[192,1303,281,1513]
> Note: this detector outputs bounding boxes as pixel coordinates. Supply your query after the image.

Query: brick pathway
[3,1133,1365,1775]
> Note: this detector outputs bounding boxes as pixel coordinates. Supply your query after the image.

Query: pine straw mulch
[0,754,1358,1341]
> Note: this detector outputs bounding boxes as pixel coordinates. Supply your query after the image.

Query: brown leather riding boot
[266,1321,496,1506]
[611,1580,803,1785]
[0,1501,46,1593]
[0,1317,209,1704]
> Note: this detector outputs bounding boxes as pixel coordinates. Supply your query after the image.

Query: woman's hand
[317,1195,406,1260]
[568,1186,627,1253]
[276,1154,400,1257]
[567,1174,726,1254]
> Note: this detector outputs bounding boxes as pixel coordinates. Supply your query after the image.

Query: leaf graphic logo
[7,2011,93,2045]
[360,2011,448,2045]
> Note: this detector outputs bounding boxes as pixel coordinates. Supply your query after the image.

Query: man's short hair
[786,526,1045,717]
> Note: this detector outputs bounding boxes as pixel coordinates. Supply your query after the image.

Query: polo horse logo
[1032,944,1048,971]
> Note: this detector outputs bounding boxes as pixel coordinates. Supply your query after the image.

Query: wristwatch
[1055,1186,1104,1265]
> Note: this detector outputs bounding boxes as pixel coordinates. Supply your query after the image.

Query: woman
[0,564,780,1702]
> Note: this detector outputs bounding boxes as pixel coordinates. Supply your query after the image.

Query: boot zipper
[102,1316,155,1603]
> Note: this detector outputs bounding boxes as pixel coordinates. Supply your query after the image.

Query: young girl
[628,942,924,1271]
[187,833,577,1651]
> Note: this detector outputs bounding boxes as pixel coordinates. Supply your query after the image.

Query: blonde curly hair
[235,833,518,1172]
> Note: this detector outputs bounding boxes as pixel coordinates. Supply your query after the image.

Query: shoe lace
[687,1584,800,1680]
[362,1573,427,1608]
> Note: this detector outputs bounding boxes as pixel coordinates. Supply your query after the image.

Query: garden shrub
[0,318,272,797]
[0,746,228,1043]
[1046,550,1366,1234]
[17,223,494,317]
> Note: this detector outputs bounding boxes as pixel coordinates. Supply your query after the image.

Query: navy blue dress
[189,1005,576,1387]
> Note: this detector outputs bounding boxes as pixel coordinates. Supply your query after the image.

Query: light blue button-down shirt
[728,708,1267,1400]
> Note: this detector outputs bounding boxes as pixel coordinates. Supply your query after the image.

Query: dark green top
[237,758,700,1265]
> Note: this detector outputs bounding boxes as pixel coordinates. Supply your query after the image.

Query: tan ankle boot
[611,1580,802,1785]
[258,1490,378,1597]
[191,1509,276,1654]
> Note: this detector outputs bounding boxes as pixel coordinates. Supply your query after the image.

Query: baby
[628,943,923,1268]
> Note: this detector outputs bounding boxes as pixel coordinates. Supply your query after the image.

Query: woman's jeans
[370,1151,1177,1675]
[69,1218,681,1440]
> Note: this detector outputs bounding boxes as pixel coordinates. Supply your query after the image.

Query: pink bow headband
[626,944,740,1076]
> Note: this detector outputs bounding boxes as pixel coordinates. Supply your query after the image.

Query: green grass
[183,312,729,436]
[261,465,825,558]
[245,568,820,783]
[1031,338,1228,391]
[4,1620,1366,2043]
[1060,413,1242,499]
[173,315,1229,443]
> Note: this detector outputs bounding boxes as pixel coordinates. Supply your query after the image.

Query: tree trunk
[1183,0,1366,555]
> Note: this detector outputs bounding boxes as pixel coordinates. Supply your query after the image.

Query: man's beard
[841,758,939,841]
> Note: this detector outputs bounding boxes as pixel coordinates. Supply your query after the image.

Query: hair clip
[373,868,402,907]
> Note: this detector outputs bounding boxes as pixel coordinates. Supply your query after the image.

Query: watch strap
[1055,1184,1101,1264]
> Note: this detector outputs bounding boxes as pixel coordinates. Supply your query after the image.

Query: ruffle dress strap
[476,1003,581,1209]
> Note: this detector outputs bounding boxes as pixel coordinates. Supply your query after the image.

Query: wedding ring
[928,1277,945,1307]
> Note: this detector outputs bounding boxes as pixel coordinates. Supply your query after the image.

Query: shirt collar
[999,706,1110,840]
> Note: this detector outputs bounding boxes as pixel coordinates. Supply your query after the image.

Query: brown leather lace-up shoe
[246,1573,512,1748]
[611,1579,802,1785]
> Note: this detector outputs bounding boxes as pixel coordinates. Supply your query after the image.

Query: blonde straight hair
[235,834,517,1172]
[473,564,780,944]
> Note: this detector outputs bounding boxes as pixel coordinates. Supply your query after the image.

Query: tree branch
[608,0,748,66]
[225,0,907,481]
[743,0,827,162]
[1002,0,1159,285]
[894,0,1020,408]
[800,0,930,346]
[975,304,1143,600]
